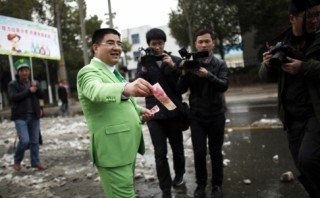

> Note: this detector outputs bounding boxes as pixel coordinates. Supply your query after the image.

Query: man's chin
[112,57,120,62]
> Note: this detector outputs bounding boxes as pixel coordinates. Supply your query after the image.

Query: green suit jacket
[77,59,145,167]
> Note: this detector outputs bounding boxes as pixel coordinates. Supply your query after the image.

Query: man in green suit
[77,28,154,197]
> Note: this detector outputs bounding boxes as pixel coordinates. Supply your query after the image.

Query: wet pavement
[0,84,309,197]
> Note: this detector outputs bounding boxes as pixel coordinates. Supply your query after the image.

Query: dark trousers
[147,119,185,191]
[286,116,320,198]
[14,113,40,165]
[190,114,225,187]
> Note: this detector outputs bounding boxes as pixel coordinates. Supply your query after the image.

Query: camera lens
[269,51,286,67]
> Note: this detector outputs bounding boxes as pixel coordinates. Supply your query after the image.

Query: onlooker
[58,80,69,116]
[136,28,186,198]
[8,58,46,171]
[177,28,228,198]
[118,65,128,78]
[259,1,320,197]
[77,28,154,197]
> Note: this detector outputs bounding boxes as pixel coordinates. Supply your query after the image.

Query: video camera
[178,47,209,70]
[269,42,303,67]
[139,47,164,66]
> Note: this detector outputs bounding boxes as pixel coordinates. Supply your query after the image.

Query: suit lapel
[91,59,118,83]
[90,59,137,107]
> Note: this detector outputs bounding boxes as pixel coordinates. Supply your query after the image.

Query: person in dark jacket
[58,79,69,116]
[136,28,186,198]
[8,58,45,171]
[177,28,228,198]
[259,1,320,197]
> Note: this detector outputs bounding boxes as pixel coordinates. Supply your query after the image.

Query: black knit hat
[289,0,315,15]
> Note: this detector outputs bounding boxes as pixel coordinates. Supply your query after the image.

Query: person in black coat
[8,58,45,171]
[58,80,69,116]
[136,28,186,198]
[177,28,228,198]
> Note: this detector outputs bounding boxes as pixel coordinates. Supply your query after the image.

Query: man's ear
[289,14,295,24]
[92,43,98,54]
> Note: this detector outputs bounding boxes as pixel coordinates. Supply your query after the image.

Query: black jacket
[8,79,45,120]
[137,54,184,120]
[259,31,320,123]
[58,85,68,102]
[177,54,228,121]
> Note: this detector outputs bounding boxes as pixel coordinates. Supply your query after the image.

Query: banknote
[152,83,176,110]
[150,105,160,114]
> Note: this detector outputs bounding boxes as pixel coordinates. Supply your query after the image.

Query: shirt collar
[93,57,115,73]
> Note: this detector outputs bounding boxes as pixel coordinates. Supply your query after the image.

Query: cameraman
[259,1,320,197]
[136,28,186,198]
[177,28,228,198]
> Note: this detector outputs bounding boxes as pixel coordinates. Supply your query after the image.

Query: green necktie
[113,69,124,82]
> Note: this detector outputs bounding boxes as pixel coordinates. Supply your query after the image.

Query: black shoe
[194,185,206,198]
[162,190,172,198]
[172,174,185,187]
[211,186,223,198]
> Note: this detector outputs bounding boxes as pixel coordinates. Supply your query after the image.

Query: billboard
[0,15,61,60]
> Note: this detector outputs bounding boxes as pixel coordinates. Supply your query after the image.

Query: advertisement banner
[0,15,61,60]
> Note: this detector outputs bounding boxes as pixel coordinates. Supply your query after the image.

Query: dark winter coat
[177,54,228,121]
[58,85,68,102]
[259,31,320,123]
[136,53,184,120]
[8,79,45,120]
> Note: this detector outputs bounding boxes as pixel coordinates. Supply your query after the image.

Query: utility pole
[107,0,113,28]
[78,0,89,65]
[53,0,68,81]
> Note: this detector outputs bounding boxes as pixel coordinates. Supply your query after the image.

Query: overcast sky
[85,0,178,31]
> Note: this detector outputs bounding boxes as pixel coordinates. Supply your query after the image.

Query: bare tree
[78,0,89,65]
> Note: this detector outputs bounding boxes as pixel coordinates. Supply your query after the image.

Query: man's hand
[123,78,153,97]
[29,81,37,93]
[262,51,272,66]
[179,60,187,75]
[141,107,154,122]
[141,66,147,72]
[282,57,302,75]
[162,53,175,67]
[194,67,208,78]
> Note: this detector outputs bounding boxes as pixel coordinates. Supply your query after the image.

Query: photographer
[177,28,228,198]
[136,28,186,198]
[259,1,320,197]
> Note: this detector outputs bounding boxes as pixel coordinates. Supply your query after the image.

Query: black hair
[146,28,166,45]
[91,28,121,55]
[194,28,215,40]
[92,28,121,45]
[289,0,315,15]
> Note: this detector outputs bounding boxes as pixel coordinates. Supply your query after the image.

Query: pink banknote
[150,105,160,114]
[152,83,176,110]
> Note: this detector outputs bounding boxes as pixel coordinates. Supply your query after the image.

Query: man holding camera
[177,28,228,198]
[259,1,320,197]
[136,28,186,198]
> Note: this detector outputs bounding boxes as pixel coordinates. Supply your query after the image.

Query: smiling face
[92,33,122,66]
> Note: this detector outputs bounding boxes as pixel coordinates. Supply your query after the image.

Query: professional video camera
[139,47,164,66]
[269,42,303,67]
[178,47,209,70]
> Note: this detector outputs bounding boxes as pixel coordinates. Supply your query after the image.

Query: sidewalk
[0,83,277,120]
[225,83,277,103]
